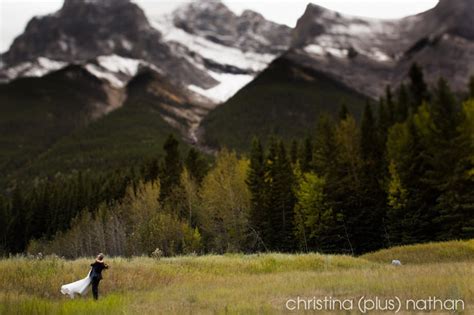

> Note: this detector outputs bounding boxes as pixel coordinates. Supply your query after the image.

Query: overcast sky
[0,0,439,53]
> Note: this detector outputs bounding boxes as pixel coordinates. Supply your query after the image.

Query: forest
[1,64,473,257]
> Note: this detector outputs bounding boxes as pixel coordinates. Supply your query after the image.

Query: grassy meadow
[0,240,473,314]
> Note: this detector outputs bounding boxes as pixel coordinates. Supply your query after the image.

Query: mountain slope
[1,0,213,90]
[289,0,474,97]
[0,65,123,175]
[201,56,368,151]
[0,0,293,146]
[151,0,292,104]
[8,70,192,180]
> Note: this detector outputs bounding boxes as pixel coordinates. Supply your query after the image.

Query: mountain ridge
[288,0,474,97]
[1,0,473,172]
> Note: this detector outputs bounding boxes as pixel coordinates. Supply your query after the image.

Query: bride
[60,253,109,299]
[60,268,92,298]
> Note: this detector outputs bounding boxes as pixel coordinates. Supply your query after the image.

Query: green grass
[202,57,369,151]
[1,240,472,314]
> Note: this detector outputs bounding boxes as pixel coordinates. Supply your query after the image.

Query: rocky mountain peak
[171,0,291,54]
[172,0,241,46]
[62,0,130,9]
[287,0,474,98]
[291,3,341,48]
[4,0,152,66]
[1,0,215,89]
[425,0,474,40]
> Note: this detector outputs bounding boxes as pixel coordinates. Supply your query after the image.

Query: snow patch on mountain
[96,55,140,76]
[85,64,125,88]
[0,54,148,88]
[152,17,275,73]
[151,13,281,103]
[1,57,67,80]
[188,71,254,103]
[304,44,347,59]
[84,55,163,88]
[369,49,391,62]
[304,44,325,56]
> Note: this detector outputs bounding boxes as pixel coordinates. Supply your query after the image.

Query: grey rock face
[151,0,292,104]
[172,0,291,55]
[0,0,293,144]
[1,0,215,88]
[290,0,474,97]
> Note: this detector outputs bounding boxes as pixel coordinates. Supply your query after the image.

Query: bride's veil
[60,269,92,298]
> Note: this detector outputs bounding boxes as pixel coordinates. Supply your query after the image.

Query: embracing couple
[60,253,109,300]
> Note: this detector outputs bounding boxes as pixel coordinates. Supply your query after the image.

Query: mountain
[201,56,368,151]
[288,0,474,98]
[0,65,121,175]
[199,0,474,151]
[4,69,193,182]
[0,0,291,106]
[0,0,292,149]
[150,0,292,104]
[2,0,473,170]
[0,0,214,90]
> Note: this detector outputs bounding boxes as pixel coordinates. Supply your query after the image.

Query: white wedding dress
[60,269,92,298]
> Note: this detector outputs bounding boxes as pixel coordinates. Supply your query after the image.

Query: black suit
[90,261,108,300]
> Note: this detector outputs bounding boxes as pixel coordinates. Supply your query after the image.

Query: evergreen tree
[386,108,438,245]
[246,138,267,250]
[160,134,183,201]
[313,114,337,176]
[395,84,409,122]
[358,103,386,251]
[385,86,395,124]
[338,103,349,121]
[469,76,474,99]
[142,158,160,183]
[430,78,460,140]
[276,141,296,251]
[300,137,313,172]
[290,140,299,165]
[0,197,10,253]
[263,138,296,251]
[310,114,348,252]
[425,79,472,240]
[377,98,390,147]
[185,148,208,184]
[8,186,28,253]
[408,63,429,109]
[325,115,363,254]
[360,103,379,162]
[261,137,279,248]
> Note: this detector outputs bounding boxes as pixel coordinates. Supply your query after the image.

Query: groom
[90,253,109,300]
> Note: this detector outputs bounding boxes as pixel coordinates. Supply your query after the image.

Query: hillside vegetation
[202,56,369,151]
[6,71,191,180]
[0,66,110,179]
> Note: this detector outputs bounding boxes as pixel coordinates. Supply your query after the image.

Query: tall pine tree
[160,134,183,201]
[185,148,208,184]
[246,138,267,250]
[408,63,429,109]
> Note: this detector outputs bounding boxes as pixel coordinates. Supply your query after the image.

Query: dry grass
[0,240,473,314]
[361,239,474,264]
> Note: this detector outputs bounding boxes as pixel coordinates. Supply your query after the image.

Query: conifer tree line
[247,65,473,254]
[1,64,473,257]
[0,142,209,256]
